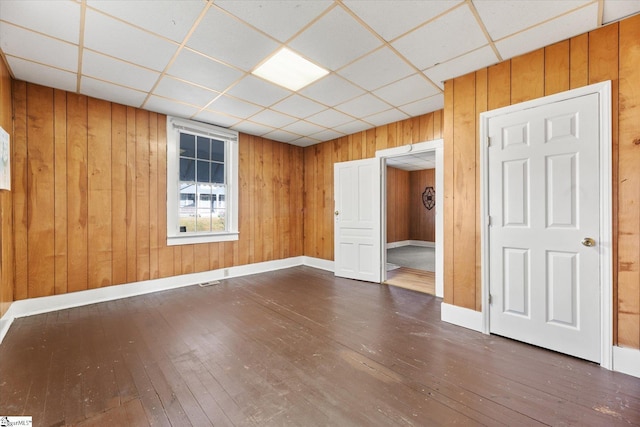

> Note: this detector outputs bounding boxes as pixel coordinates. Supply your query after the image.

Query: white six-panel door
[488,93,601,362]
[334,158,381,283]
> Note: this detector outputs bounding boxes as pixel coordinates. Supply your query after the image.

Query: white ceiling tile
[423,45,498,88]
[603,0,640,24]
[335,93,391,117]
[231,121,274,136]
[227,75,292,107]
[82,50,160,92]
[343,0,463,41]
[282,120,326,136]
[144,96,200,118]
[338,47,415,91]
[496,3,598,60]
[80,77,147,107]
[373,74,441,106]
[333,120,372,135]
[473,0,592,40]
[291,137,322,147]
[249,109,297,128]
[86,0,204,42]
[153,76,219,107]
[300,74,365,106]
[215,0,333,42]
[0,23,77,71]
[398,94,444,117]
[263,129,302,143]
[207,95,263,119]
[0,0,80,43]
[289,6,382,71]
[84,9,178,71]
[309,128,344,142]
[168,49,243,92]
[6,56,77,92]
[306,108,354,128]
[271,95,327,118]
[364,108,410,127]
[187,7,278,71]
[192,110,241,128]
[392,4,487,70]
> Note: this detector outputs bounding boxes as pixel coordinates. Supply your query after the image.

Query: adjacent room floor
[1,266,638,426]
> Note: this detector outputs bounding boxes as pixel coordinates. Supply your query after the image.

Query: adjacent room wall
[11,81,304,300]
[0,57,13,317]
[303,111,443,260]
[409,169,435,242]
[443,15,640,349]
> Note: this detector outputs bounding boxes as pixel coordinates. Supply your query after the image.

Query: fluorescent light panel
[253,48,329,91]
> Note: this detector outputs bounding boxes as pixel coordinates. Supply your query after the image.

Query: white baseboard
[613,346,640,378]
[440,302,484,333]
[386,240,435,249]
[303,256,335,272]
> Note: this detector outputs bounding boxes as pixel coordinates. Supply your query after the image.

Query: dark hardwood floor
[1,266,639,426]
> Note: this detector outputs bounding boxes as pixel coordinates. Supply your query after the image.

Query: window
[167,117,239,245]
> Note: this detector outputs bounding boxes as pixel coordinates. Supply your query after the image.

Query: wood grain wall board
[511,49,545,104]
[452,72,477,310]
[433,110,443,139]
[238,134,251,266]
[135,110,150,281]
[12,81,27,301]
[248,135,257,263]
[589,22,621,344]
[148,112,159,279]
[66,93,89,293]
[419,113,434,142]
[443,86,455,306]
[408,169,436,242]
[194,241,210,273]
[87,98,113,289]
[617,15,640,348]
[387,122,398,148]
[253,137,264,261]
[487,61,511,110]
[181,244,194,275]
[0,57,13,314]
[292,147,304,256]
[375,124,388,153]
[475,68,488,311]
[323,142,334,259]
[544,41,570,96]
[26,84,56,298]
[262,138,274,261]
[156,115,174,279]
[53,90,68,295]
[570,34,589,89]
[111,104,128,285]
[208,242,220,271]
[125,107,137,283]
[365,129,376,158]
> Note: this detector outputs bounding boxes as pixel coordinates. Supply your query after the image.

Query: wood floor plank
[1,267,639,426]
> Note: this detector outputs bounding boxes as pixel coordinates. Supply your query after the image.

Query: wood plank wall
[303,111,443,260]
[386,167,436,244]
[11,81,304,300]
[443,16,640,349]
[0,57,13,317]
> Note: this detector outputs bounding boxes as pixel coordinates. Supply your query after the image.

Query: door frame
[479,81,612,369]
[377,139,444,297]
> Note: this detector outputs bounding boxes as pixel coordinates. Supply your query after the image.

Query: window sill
[167,232,239,246]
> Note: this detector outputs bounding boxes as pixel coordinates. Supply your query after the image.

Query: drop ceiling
[1,0,638,147]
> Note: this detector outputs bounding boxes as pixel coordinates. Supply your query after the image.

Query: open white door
[487,91,604,363]
[334,158,381,282]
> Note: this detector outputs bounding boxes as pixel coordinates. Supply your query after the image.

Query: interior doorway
[377,140,444,297]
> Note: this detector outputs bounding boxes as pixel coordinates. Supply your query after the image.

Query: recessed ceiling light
[252,48,329,92]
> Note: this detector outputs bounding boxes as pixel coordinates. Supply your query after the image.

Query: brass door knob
[334,210,339,216]
[581,237,596,247]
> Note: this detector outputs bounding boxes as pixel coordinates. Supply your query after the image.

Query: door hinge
[489,294,493,305]
[486,136,492,147]
[487,215,492,226]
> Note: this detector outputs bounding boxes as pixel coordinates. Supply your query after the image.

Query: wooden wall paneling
[302,146,314,257]
[410,117,421,144]
[194,242,210,273]
[248,135,257,263]
[66,93,88,293]
[487,61,511,110]
[387,122,398,148]
[433,110,443,139]
[544,40,570,95]
[399,169,410,241]
[0,57,13,314]
[263,139,274,261]
[148,112,159,279]
[617,16,640,348]
[310,144,322,258]
[26,84,56,298]
[409,170,436,242]
[181,244,194,274]
[420,112,434,142]
[452,73,477,309]
[511,49,545,104]
[569,33,589,89]
[292,146,304,256]
[375,124,388,152]
[125,107,137,283]
[238,134,250,265]
[12,81,27,300]
[223,241,235,268]
[443,82,454,304]
[589,22,621,344]
[280,143,291,258]
[53,90,68,295]
[111,104,128,284]
[323,142,334,259]
[135,110,150,281]
[87,97,113,289]
[274,141,284,259]
[209,242,220,271]
[365,128,376,158]
[386,167,396,243]
[475,68,488,311]
[156,115,174,278]
[253,137,264,261]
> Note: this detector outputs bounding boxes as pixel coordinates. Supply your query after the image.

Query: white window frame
[167,116,239,245]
